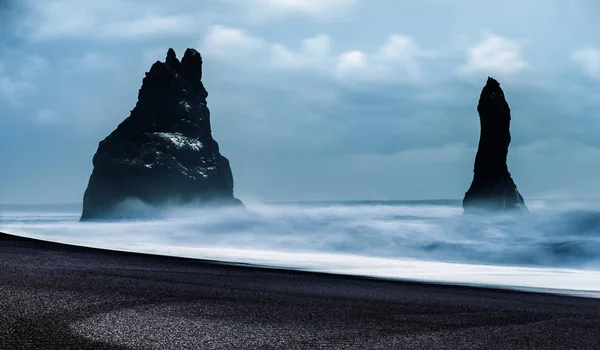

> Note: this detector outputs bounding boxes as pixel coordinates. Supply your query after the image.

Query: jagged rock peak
[478,76,510,116]
[160,48,203,82]
[485,76,500,88]
[141,48,208,105]
[80,47,241,221]
[181,48,203,82]
[463,76,527,213]
[165,48,180,70]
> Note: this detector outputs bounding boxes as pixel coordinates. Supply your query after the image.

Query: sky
[1,0,600,204]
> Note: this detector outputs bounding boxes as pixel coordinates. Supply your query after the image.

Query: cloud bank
[0,0,599,204]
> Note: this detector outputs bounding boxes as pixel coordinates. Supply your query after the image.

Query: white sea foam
[1,200,599,296]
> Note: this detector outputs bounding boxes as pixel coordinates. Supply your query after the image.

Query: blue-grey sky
[1,0,600,204]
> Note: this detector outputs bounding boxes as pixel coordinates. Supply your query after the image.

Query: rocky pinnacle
[463,77,527,213]
[80,48,242,221]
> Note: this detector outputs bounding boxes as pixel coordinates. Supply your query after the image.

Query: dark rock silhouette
[463,77,527,213]
[81,48,242,221]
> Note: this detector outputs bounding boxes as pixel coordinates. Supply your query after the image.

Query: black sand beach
[1,231,599,349]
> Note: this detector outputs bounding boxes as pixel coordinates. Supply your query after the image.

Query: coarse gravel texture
[0,231,599,349]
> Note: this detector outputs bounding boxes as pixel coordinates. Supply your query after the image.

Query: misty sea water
[1,200,599,297]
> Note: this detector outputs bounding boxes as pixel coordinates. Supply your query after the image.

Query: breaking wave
[1,200,600,293]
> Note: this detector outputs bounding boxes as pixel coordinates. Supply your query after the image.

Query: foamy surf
[1,200,599,297]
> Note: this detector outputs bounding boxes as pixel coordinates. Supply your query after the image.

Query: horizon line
[1,197,600,207]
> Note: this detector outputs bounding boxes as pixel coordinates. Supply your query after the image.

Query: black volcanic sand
[1,232,599,349]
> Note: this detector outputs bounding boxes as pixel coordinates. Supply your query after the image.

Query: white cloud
[269,34,334,70]
[458,33,528,79]
[333,35,436,82]
[202,25,266,58]
[336,51,368,72]
[226,0,360,19]
[101,15,199,38]
[302,34,332,56]
[23,0,125,39]
[21,0,360,41]
[258,0,357,14]
[21,0,203,40]
[571,48,600,80]
[200,25,434,83]
[268,34,334,68]
[334,50,398,81]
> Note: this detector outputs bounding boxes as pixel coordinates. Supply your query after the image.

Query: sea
[1,199,599,297]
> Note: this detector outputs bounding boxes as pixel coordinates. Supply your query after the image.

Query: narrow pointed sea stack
[463,77,527,213]
[81,48,242,221]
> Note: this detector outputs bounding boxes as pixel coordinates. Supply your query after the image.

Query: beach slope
[0,231,599,349]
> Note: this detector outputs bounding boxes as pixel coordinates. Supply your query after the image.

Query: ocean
[1,200,599,297]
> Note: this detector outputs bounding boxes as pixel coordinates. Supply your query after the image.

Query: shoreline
[3,229,600,299]
[1,230,600,349]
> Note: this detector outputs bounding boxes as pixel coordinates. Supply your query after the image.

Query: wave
[1,200,599,293]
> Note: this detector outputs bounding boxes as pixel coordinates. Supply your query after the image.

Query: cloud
[458,33,528,80]
[333,35,437,82]
[226,0,360,19]
[269,34,333,69]
[256,0,358,14]
[20,0,207,40]
[571,48,600,80]
[101,15,199,39]
[19,0,358,41]
[0,55,47,104]
[200,25,435,83]
[3,0,600,204]
[202,25,266,58]
[21,0,124,39]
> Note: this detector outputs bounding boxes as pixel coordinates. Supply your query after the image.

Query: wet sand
[1,231,599,349]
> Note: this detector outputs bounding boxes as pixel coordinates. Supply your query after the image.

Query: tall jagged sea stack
[81,48,242,221]
[463,77,527,213]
